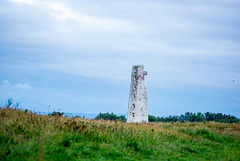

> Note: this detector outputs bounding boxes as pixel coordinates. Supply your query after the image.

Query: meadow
[0,107,239,161]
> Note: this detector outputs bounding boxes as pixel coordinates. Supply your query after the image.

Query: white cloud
[9,0,132,32]
[9,0,37,5]
[43,1,132,32]
[2,80,11,87]
[1,80,30,90]
[14,83,30,90]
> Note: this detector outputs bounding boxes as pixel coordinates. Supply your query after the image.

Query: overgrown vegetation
[0,107,240,160]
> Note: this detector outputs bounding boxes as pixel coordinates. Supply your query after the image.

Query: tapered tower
[127,65,148,123]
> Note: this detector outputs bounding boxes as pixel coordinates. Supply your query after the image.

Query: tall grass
[0,107,239,160]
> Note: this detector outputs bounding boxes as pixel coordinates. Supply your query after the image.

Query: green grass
[0,107,240,160]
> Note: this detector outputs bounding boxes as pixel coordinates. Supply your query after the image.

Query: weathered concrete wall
[127,65,148,123]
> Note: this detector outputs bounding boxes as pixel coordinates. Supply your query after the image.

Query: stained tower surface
[127,65,148,123]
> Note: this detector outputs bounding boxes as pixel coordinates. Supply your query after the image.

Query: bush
[51,111,64,116]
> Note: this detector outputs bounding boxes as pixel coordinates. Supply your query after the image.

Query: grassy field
[0,107,239,161]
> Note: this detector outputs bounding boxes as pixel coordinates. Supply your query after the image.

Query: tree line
[148,112,239,123]
[95,112,126,122]
[95,112,239,123]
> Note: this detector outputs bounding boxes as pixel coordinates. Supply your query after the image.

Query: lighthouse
[127,65,148,123]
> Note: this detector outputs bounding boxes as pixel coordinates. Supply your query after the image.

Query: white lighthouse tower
[127,65,148,123]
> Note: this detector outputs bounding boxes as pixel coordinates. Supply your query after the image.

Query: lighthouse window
[133,94,136,98]
[132,104,135,108]
[133,113,135,117]
[134,76,137,80]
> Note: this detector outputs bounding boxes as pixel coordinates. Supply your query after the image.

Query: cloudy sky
[0,0,239,117]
